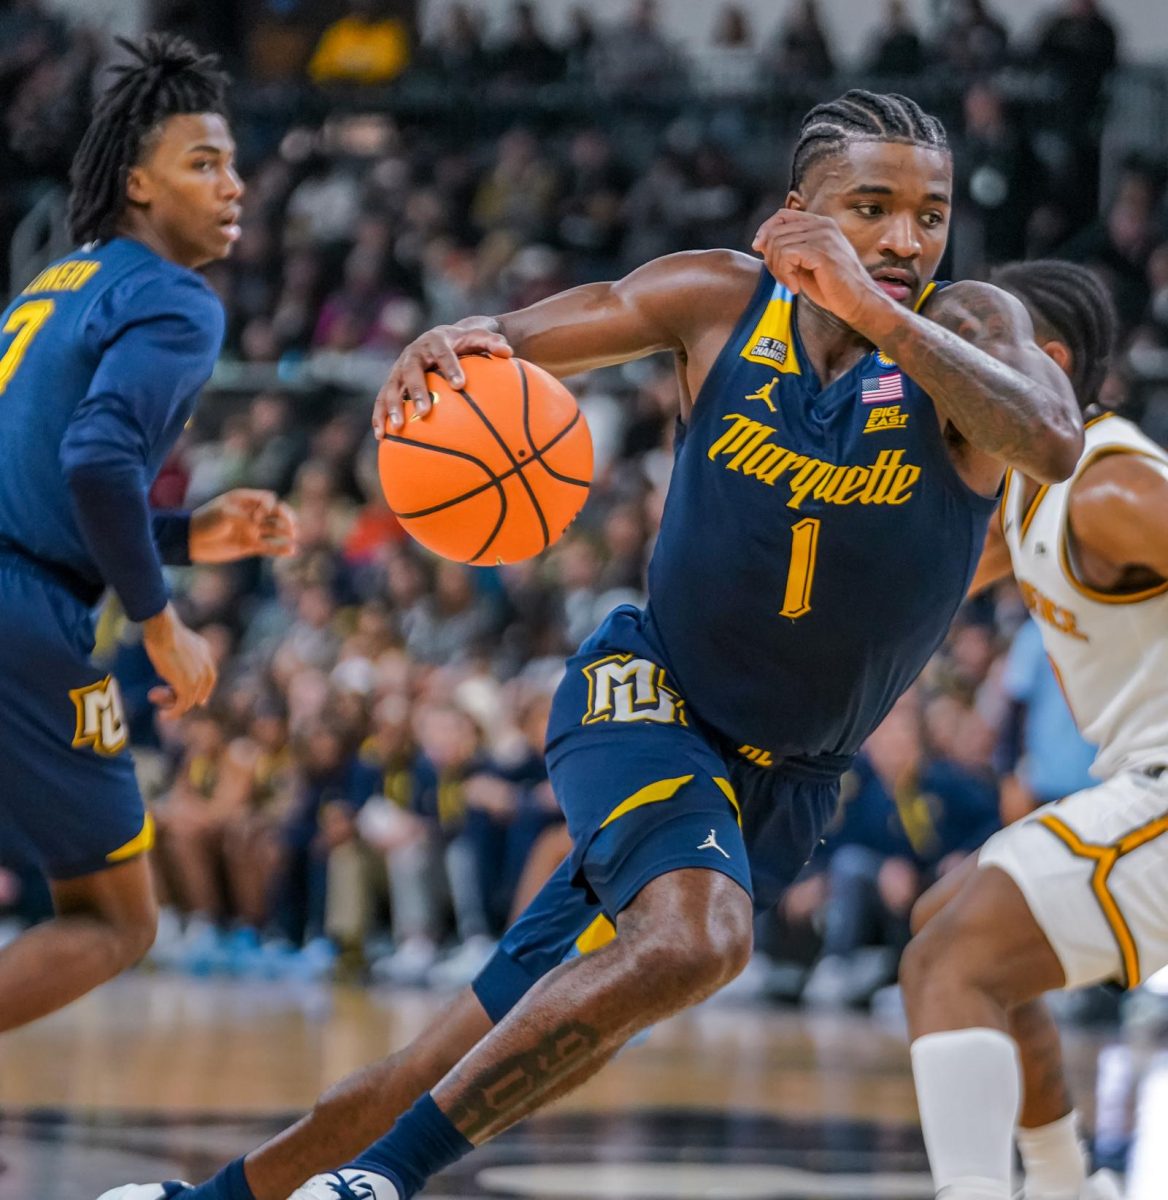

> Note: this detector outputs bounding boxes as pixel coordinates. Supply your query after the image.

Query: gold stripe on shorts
[1039,808,1168,989]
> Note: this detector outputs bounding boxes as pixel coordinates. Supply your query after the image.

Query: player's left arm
[1067,453,1168,581]
[752,212,1082,489]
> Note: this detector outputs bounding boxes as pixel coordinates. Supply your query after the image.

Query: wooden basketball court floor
[2,974,1166,1200]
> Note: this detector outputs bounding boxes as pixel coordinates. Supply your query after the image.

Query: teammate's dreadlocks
[789,90,949,193]
[992,259,1118,412]
[68,33,229,245]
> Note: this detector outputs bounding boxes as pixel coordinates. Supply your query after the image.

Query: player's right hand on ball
[141,603,218,719]
[374,319,512,438]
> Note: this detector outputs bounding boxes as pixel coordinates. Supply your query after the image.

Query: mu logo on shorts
[582,654,687,727]
[69,674,127,756]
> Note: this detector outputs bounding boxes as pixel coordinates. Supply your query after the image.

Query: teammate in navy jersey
[0,35,296,1034]
[102,90,1081,1200]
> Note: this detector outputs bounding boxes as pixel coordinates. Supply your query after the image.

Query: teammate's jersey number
[0,299,54,395]
[780,517,820,620]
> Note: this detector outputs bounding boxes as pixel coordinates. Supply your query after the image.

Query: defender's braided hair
[789,90,949,193]
[991,260,1118,412]
[68,33,229,245]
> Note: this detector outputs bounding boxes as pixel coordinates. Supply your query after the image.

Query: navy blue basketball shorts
[0,554,151,880]
[473,604,840,1022]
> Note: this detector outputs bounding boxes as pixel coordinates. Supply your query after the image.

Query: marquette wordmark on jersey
[707,412,921,509]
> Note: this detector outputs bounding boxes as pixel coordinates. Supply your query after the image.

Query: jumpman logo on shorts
[698,829,730,859]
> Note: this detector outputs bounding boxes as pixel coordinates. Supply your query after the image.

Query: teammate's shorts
[0,550,150,880]
[473,603,842,1021]
[979,763,1168,990]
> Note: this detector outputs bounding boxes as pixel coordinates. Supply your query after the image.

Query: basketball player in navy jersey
[0,35,296,1034]
[103,90,1081,1200]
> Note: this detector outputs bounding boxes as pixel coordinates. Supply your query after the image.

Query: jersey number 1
[780,517,820,619]
[0,299,55,395]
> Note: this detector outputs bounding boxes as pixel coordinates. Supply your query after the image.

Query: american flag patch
[861,373,904,404]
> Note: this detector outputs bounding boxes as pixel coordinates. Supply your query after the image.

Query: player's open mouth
[218,212,242,242]
[871,269,916,302]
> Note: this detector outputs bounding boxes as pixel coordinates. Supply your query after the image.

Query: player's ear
[1039,338,1072,377]
[124,165,152,207]
[784,191,807,212]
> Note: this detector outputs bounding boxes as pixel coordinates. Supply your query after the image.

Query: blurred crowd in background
[0,0,1165,1008]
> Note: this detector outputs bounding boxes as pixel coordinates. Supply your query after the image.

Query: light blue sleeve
[1002,619,1044,705]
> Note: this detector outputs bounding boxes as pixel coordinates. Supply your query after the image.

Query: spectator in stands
[308,0,411,87]
[591,0,684,99]
[954,82,1041,270]
[998,619,1096,820]
[1035,0,1119,118]
[460,688,558,934]
[712,5,753,47]
[402,560,498,667]
[562,7,598,82]
[489,2,565,89]
[419,3,488,86]
[770,0,835,83]
[866,0,926,77]
[364,701,492,985]
[471,127,559,240]
[153,711,231,942]
[1061,155,1166,329]
[932,0,1009,75]
[274,717,382,950]
[803,688,1000,1008]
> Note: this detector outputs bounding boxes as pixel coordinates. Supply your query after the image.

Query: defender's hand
[189,489,299,563]
[373,321,513,438]
[752,210,889,330]
[142,603,218,720]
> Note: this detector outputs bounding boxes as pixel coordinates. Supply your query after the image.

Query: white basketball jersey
[1001,413,1168,780]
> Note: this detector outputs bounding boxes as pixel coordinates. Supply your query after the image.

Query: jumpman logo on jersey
[744,377,779,413]
[698,829,730,858]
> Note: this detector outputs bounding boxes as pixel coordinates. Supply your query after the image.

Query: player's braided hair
[789,90,949,193]
[991,260,1118,412]
[68,33,229,245]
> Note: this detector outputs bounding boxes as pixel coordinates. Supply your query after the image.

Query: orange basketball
[378,355,593,565]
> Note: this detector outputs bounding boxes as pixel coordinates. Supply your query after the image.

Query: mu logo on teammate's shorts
[69,674,127,755]
[582,654,687,726]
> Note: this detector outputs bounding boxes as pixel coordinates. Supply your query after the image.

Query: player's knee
[898,924,945,1000]
[117,908,159,969]
[908,890,937,937]
[630,887,753,997]
[900,907,998,1005]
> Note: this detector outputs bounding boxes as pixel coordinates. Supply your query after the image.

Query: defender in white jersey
[901,261,1168,1200]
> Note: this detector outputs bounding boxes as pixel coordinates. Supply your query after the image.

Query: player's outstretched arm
[865,281,1083,489]
[372,250,752,436]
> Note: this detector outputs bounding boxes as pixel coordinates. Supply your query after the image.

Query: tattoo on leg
[444,1021,600,1139]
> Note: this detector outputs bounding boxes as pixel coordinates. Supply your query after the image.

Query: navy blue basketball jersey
[645,267,996,764]
[0,237,223,591]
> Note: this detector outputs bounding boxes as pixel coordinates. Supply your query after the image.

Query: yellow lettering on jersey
[737,744,775,767]
[707,413,921,509]
[864,404,910,433]
[739,288,802,374]
[1018,580,1089,642]
[69,675,128,756]
[744,377,779,413]
[582,653,688,727]
[23,260,101,295]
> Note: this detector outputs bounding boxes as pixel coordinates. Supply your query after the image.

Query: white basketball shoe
[1081,1170,1125,1199]
[288,1169,401,1200]
[95,1185,190,1200]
